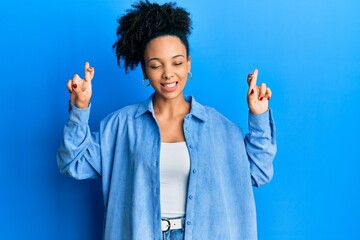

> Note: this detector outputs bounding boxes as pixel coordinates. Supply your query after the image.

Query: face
[143,35,191,101]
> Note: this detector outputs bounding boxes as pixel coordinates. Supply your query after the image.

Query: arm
[57,62,101,179]
[245,69,276,186]
[245,109,276,186]
[57,103,101,179]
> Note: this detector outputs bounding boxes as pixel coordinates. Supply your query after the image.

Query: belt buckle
[162,219,171,232]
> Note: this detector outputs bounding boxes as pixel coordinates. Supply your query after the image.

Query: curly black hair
[113,0,192,73]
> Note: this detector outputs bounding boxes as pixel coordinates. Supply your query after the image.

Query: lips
[161,81,178,92]
[162,82,177,88]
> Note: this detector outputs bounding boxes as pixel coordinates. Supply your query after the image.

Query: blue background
[1,0,359,239]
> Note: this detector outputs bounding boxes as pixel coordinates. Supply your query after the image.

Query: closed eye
[150,65,161,69]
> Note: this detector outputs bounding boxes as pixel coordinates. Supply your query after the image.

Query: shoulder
[100,102,142,127]
[203,105,227,120]
[211,107,241,130]
[192,98,241,132]
[202,104,236,126]
[111,103,140,118]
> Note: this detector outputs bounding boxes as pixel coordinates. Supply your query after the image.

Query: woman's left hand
[246,69,272,115]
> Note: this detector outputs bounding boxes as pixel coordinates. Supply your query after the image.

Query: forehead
[144,35,186,59]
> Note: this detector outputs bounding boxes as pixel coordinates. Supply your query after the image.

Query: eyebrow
[147,54,185,63]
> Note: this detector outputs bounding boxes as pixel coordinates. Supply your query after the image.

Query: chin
[155,89,184,101]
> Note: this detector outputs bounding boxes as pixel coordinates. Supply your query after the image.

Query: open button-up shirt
[57,94,276,240]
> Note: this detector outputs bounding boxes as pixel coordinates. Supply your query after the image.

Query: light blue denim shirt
[57,94,276,240]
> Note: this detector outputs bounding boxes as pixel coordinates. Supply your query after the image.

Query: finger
[67,80,73,93]
[88,66,94,81]
[247,73,253,86]
[71,74,83,93]
[84,62,90,81]
[84,62,89,73]
[247,85,257,97]
[84,62,94,82]
[67,80,77,103]
[248,69,258,90]
[258,83,267,100]
[265,87,272,100]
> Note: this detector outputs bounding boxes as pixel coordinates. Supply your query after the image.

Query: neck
[153,93,190,117]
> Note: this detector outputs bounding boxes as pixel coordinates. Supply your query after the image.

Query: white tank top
[160,142,190,218]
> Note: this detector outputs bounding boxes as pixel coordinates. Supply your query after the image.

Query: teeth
[164,82,176,88]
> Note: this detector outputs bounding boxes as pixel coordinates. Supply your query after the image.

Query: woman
[57,1,276,239]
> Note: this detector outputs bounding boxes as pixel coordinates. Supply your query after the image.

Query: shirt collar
[134,94,208,122]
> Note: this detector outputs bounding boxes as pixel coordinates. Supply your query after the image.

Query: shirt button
[187,221,191,225]
[189,144,193,149]
[192,169,196,174]
[185,126,190,131]
[188,195,193,200]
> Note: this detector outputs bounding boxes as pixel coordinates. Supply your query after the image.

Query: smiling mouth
[160,81,179,92]
[161,82,178,88]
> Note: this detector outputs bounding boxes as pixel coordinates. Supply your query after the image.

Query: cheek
[179,68,189,79]
[146,71,159,82]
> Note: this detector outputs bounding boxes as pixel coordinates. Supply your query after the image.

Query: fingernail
[260,97,263,101]
[72,84,77,89]
[88,67,93,71]
[250,89,254,95]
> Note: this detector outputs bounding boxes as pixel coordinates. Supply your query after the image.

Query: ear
[187,56,192,72]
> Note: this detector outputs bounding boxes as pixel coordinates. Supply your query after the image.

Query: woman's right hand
[67,62,95,109]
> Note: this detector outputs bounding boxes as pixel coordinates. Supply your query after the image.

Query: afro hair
[113,0,192,73]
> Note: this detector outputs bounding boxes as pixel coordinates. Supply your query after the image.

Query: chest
[156,115,186,142]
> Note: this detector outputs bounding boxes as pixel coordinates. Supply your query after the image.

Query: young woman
[57,1,276,239]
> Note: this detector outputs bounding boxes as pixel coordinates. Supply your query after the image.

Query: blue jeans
[162,217,185,240]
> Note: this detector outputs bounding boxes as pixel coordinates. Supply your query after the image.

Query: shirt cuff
[248,108,274,131]
[69,102,91,124]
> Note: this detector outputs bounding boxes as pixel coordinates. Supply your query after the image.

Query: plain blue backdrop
[1,0,359,239]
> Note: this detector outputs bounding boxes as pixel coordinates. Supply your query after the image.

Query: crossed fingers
[247,69,272,101]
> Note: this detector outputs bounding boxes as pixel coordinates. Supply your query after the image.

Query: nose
[162,65,174,80]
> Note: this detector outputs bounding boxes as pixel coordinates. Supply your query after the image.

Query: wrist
[249,108,269,115]
[74,100,90,109]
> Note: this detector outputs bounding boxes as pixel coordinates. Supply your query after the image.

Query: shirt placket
[183,115,198,240]
[149,112,163,239]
